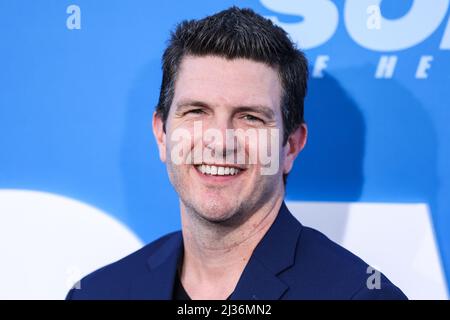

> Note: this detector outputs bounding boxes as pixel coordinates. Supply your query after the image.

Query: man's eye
[242,114,264,123]
[185,109,205,115]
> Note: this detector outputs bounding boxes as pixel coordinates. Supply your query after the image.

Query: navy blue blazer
[66,202,407,300]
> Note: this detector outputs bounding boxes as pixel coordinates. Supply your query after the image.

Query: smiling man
[67,7,407,300]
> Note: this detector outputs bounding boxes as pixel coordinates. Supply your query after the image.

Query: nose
[203,113,236,160]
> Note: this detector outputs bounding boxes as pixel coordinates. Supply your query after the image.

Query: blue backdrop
[1,0,449,289]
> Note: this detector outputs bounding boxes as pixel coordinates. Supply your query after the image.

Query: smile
[195,164,242,176]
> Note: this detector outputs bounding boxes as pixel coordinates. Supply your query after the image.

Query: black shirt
[172,272,191,300]
[172,272,233,300]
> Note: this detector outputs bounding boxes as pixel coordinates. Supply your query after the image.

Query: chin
[194,201,240,224]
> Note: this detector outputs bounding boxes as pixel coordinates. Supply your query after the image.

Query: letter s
[260,0,339,49]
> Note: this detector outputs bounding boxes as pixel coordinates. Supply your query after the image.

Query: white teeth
[196,164,240,176]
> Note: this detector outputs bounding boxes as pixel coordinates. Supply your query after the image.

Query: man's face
[153,55,304,223]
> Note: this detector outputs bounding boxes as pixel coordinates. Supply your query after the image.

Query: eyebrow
[175,99,275,119]
[175,99,209,110]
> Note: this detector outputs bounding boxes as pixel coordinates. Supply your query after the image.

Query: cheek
[165,126,197,166]
[244,139,258,164]
[255,128,283,168]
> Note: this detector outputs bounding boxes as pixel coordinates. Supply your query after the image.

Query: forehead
[173,55,282,110]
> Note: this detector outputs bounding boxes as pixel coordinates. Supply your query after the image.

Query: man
[67,7,407,300]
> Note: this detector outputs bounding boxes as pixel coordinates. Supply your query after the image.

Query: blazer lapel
[229,257,289,300]
[230,202,303,300]
[130,232,183,299]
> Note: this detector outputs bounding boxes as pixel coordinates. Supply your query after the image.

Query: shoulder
[65,231,181,300]
[282,225,407,300]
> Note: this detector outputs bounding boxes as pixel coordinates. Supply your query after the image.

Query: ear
[283,123,307,175]
[152,112,167,163]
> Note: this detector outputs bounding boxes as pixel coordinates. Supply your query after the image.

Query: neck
[179,195,284,299]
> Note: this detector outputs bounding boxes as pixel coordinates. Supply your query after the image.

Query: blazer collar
[132,202,302,300]
[130,231,183,299]
[230,202,303,300]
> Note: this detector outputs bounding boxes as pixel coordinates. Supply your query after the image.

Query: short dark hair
[156,7,309,184]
